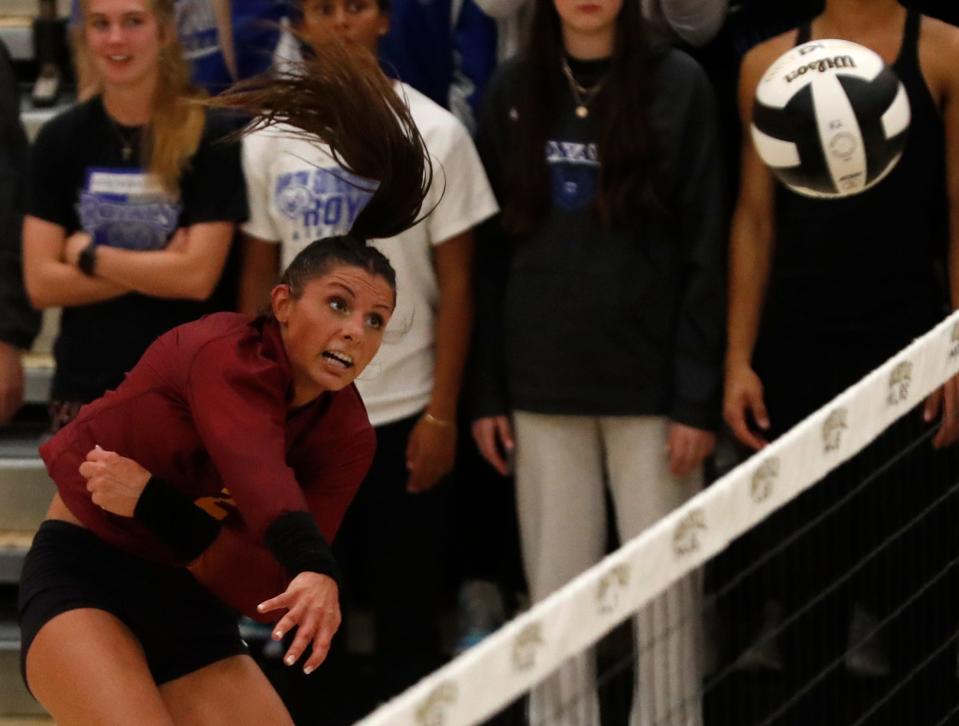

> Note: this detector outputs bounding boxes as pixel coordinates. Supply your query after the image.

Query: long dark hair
[503,0,659,235]
[211,40,432,242]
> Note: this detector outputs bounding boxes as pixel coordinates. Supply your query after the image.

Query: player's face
[553,0,622,40]
[273,265,394,405]
[83,0,167,91]
[299,0,389,55]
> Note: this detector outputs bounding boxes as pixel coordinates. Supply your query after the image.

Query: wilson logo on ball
[784,54,857,83]
[751,39,910,199]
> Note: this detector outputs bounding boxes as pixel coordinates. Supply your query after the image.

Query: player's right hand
[723,363,770,451]
[257,572,341,675]
[80,446,151,517]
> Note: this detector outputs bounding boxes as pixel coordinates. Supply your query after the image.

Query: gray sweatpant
[513,411,703,726]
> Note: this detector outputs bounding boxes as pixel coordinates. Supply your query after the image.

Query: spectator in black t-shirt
[23,0,247,431]
[0,40,41,424]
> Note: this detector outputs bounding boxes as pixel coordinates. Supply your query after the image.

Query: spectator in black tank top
[717,2,959,723]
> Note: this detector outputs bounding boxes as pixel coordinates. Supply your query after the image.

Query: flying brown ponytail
[210,41,432,242]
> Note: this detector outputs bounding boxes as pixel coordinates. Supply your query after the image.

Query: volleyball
[751,39,910,198]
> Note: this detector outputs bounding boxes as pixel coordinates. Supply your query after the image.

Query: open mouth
[322,351,354,369]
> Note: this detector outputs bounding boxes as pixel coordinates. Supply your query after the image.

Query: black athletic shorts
[17,520,248,693]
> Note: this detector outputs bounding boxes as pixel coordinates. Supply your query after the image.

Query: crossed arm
[22,216,233,308]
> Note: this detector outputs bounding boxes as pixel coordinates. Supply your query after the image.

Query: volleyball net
[357,312,959,726]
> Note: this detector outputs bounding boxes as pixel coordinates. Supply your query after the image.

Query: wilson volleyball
[751,39,910,198]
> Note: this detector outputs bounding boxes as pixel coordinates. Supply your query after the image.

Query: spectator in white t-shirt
[238,0,498,710]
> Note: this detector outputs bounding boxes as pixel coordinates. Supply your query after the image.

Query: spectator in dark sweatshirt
[469,0,725,722]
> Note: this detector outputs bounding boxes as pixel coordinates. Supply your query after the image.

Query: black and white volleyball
[751,39,910,198]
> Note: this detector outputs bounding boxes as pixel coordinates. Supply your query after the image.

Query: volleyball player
[16,39,433,725]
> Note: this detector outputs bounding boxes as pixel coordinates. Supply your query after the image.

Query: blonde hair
[73,0,206,196]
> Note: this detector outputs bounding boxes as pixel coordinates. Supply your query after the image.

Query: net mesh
[357,313,959,726]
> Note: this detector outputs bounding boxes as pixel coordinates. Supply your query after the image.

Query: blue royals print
[274,167,375,242]
[78,168,181,251]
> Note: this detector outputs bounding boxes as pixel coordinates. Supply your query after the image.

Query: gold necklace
[561,57,607,119]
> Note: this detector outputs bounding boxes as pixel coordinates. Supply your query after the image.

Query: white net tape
[357,311,959,726]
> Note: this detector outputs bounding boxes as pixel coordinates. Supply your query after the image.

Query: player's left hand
[405,413,456,493]
[79,446,151,517]
[666,422,716,478]
[257,572,341,675]
[924,373,959,448]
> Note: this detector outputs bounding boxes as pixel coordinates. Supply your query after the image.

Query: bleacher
[0,349,55,719]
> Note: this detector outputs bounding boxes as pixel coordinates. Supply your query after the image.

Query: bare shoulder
[740,31,797,89]
[920,15,959,51]
[738,31,798,119]
[919,16,959,100]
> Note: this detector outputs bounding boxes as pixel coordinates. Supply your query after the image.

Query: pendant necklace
[107,114,141,162]
[561,57,607,119]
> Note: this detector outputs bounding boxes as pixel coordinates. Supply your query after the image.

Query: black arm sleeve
[133,477,222,562]
[264,511,342,585]
[135,479,341,584]
[668,56,726,430]
[467,65,514,420]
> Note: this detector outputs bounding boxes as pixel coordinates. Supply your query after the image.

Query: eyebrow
[328,282,392,311]
[328,282,356,298]
[87,10,146,18]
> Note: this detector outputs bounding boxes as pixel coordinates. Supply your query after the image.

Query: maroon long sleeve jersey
[40,312,375,570]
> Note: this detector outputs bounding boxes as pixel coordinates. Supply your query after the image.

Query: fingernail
[303,666,315,675]
[257,604,266,612]
[273,631,283,641]
[285,655,296,666]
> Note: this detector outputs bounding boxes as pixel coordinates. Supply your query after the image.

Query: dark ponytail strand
[210,41,432,242]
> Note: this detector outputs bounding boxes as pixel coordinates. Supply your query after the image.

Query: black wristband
[77,243,97,276]
[264,511,341,585]
[134,476,221,562]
